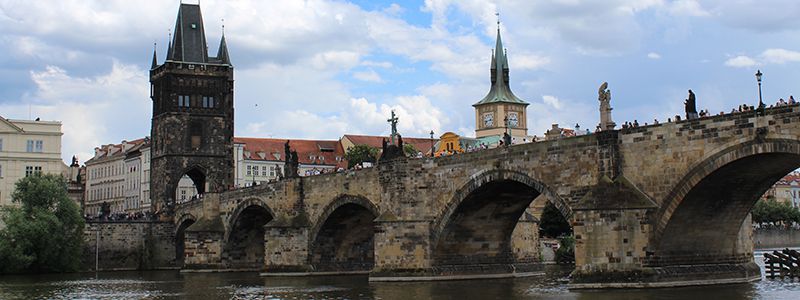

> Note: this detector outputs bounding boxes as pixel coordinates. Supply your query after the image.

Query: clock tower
[474,23,529,139]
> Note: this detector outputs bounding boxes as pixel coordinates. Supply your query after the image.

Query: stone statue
[685,89,698,120]
[598,82,615,130]
[284,140,299,178]
[387,110,399,145]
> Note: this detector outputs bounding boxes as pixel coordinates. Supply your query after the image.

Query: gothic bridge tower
[149,3,234,215]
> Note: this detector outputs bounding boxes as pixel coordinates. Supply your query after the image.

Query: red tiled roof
[343,134,437,153]
[86,137,149,164]
[234,137,346,167]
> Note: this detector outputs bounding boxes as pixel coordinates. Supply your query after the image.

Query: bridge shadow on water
[0,263,798,299]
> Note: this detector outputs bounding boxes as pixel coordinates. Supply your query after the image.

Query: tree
[539,202,572,238]
[403,143,418,157]
[555,235,575,264]
[0,174,85,273]
[345,144,379,168]
[752,197,800,227]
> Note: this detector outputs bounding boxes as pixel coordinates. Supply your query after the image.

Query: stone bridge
[175,105,800,287]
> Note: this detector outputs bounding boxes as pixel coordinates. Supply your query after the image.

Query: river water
[1,250,798,300]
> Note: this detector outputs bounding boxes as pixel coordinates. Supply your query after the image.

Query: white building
[233,137,346,187]
[85,139,146,216]
[0,117,68,206]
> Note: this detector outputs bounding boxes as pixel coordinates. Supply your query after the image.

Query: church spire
[473,18,527,107]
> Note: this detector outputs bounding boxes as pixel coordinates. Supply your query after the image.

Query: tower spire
[151,42,158,69]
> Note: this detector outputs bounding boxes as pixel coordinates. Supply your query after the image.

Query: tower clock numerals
[483,113,494,127]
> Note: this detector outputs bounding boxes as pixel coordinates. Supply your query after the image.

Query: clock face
[483,113,494,127]
[508,113,519,127]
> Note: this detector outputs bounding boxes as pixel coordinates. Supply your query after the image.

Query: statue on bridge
[284,140,299,178]
[388,110,399,145]
[598,82,616,130]
[685,89,698,120]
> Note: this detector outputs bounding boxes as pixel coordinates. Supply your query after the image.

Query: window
[0,164,3,178]
[35,140,43,152]
[26,140,34,152]
[202,96,215,108]
[0,138,3,151]
[181,190,187,200]
[269,166,275,177]
[262,166,268,176]
[25,166,33,177]
[34,166,41,175]
[178,95,191,107]
[246,165,252,176]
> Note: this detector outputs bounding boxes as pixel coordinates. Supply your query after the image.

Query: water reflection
[0,263,798,299]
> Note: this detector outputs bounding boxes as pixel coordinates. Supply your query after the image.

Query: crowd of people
[618,95,798,131]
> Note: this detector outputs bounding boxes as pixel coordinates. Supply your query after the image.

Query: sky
[2,0,800,164]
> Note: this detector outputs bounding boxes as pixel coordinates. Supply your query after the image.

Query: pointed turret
[169,3,209,63]
[214,34,231,65]
[151,44,158,69]
[474,24,527,107]
[166,40,173,62]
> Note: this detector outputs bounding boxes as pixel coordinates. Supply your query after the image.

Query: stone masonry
[173,105,800,287]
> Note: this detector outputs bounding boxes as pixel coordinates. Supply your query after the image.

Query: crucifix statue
[388,110,399,145]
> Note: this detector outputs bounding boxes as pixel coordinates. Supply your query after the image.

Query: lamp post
[430,130,435,157]
[756,69,765,113]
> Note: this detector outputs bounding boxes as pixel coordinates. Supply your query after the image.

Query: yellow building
[0,117,68,206]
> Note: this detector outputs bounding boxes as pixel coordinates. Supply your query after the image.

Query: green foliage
[555,235,575,264]
[403,143,418,157]
[752,198,800,226]
[0,174,85,273]
[345,144,379,168]
[539,202,572,238]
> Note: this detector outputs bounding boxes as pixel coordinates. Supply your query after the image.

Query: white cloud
[0,61,149,163]
[724,55,757,68]
[542,95,562,110]
[353,69,383,82]
[347,96,446,136]
[667,0,711,17]
[383,3,405,16]
[647,52,661,59]
[724,48,800,68]
[512,54,551,70]
[361,60,393,68]
[761,48,800,64]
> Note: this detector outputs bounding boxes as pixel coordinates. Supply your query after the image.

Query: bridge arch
[171,165,207,206]
[309,195,379,272]
[651,138,800,266]
[431,169,568,271]
[174,213,197,267]
[224,198,274,269]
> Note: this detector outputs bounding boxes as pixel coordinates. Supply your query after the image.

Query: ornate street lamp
[756,69,765,113]
[430,130,435,157]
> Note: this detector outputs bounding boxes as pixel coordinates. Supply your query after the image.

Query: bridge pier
[261,223,313,274]
[182,219,226,270]
[570,187,759,288]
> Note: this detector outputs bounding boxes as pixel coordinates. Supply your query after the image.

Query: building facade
[85,139,146,216]
[234,137,346,187]
[0,117,67,206]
